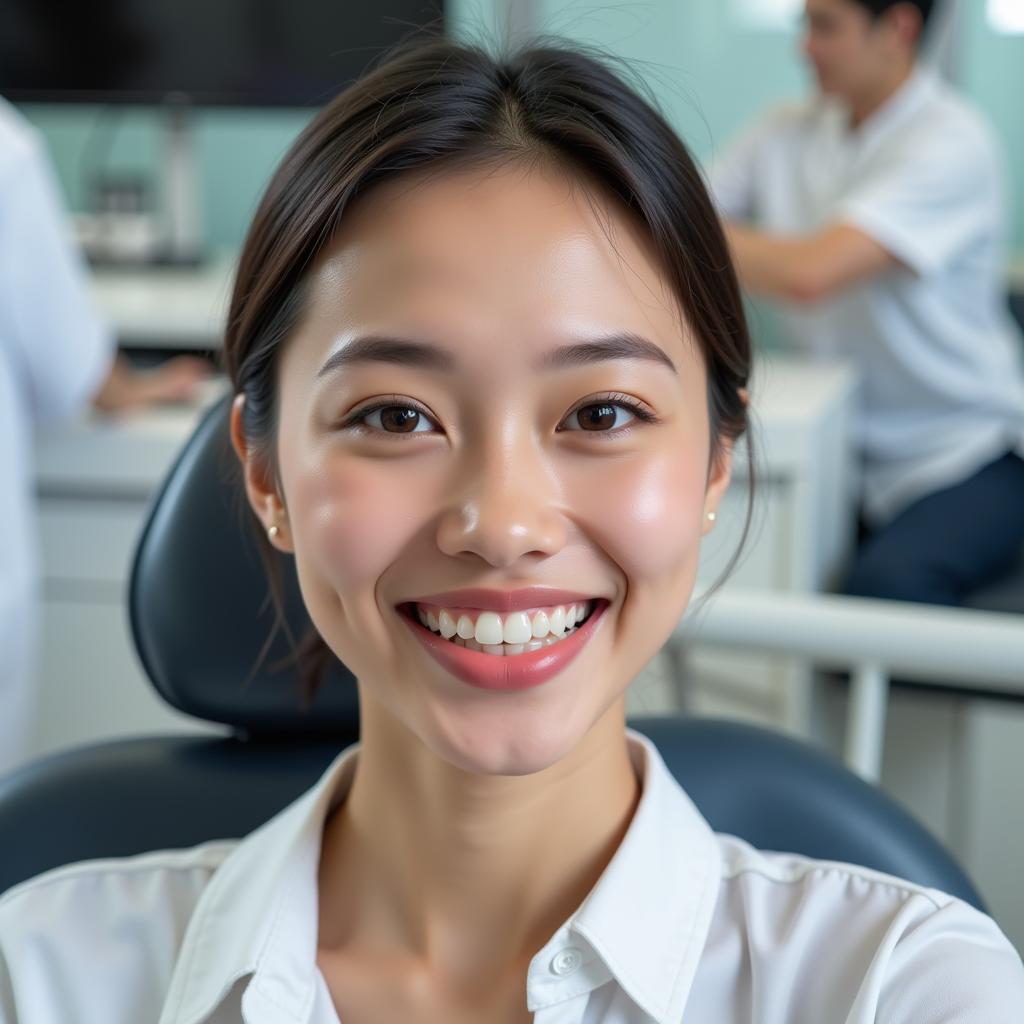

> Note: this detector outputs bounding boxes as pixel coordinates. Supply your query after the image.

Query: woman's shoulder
[703,832,1024,1022]
[711,829,1002,933]
[715,831,956,901]
[0,841,238,1021]
[0,839,237,914]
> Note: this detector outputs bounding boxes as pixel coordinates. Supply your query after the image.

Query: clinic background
[18,0,1024,260]
[7,0,1024,951]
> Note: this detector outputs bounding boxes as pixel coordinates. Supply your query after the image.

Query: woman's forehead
[297,163,690,363]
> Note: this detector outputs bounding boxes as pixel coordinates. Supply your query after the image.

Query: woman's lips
[400,599,609,691]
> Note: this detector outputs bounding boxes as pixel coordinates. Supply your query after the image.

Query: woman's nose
[435,443,568,568]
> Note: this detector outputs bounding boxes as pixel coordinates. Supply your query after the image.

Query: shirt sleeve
[869,893,1024,1023]
[834,120,1000,279]
[0,130,115,427]
[707,111,782,223]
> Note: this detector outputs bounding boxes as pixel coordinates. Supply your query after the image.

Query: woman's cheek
[290,459,425,593]
[581,449,706,583]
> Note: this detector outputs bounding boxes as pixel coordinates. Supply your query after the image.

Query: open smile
[397,598,610,691]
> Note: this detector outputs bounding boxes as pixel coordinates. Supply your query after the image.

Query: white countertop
[90,251,237,348]
[34,377,232,498]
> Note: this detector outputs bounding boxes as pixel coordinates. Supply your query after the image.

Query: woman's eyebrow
[317,335,456,377]
[538,332,677,373]
[315,331,677,378]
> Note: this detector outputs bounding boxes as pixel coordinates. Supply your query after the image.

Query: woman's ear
[702,439,734,536]
[702,388,747,536]
[229,393,294,552]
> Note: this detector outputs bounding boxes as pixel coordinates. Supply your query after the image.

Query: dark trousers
[843,450,1024,607]
[837,449,1024,703]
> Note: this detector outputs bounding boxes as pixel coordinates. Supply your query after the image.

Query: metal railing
[672,590,1024,781]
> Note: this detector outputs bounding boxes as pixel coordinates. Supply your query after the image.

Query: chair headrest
[128,393,360,737]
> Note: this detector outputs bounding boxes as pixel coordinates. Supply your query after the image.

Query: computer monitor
[0,0,445,107]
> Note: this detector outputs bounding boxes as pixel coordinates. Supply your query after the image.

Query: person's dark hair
[850,0,936,36]
[221,32,754,701]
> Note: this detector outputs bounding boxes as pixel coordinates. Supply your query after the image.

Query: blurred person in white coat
[0,97,209,778]
[711,0,1024,609]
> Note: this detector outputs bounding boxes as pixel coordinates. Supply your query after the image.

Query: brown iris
[380,407,421,432]
[576,403,617,430]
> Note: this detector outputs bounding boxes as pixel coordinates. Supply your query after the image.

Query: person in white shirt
[0,97,210,778]
[3,727,1020,1023]
[711,0,1024,606]
[1,36,1021,1023]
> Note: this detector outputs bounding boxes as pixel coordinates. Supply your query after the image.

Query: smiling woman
[214,37,758,1018]
[223,43,753,719]
[1,30,1021,1024]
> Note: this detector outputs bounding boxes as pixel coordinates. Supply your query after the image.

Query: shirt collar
[159,726,722,1024]
[858,65,937,142]
[525,728,722,1024]
[820,65,938,147]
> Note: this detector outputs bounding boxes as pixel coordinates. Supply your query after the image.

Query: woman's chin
[421,691,628,779]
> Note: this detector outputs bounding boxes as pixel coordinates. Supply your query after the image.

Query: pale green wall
[15,0,1023,251]
[531,2,809,166]
[959,1,1024,252]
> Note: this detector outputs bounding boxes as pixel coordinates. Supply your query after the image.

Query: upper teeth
[415,602,593,645]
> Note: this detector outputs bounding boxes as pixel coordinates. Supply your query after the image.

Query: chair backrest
[0,391,988,912]
[127,394,359,735]
[0,718,985,909]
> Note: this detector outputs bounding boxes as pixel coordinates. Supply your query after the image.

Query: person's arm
[711,106,897,304]
[90,351,211,415]
[725,109,998,307]
[723,221,899,304]
[0,119,209,422]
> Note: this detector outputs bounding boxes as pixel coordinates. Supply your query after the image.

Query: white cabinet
[31,390,231,762]
[33,597,221,760]
[38,498,144,587]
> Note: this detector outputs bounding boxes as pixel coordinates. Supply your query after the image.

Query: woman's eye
[359,404,436,434]
[562,401,640,432]
[346,395,654,438]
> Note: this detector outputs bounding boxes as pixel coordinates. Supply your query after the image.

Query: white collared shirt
[1,727,1021,1023]
[710,70,1024,527]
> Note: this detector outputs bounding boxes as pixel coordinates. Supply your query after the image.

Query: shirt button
[550,947,583,976]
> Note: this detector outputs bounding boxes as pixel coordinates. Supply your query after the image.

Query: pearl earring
[706,511,717,522]
[267,524,280,540]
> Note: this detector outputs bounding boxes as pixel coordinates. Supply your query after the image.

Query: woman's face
[235,161,733,776]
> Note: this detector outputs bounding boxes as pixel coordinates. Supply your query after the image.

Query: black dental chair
[0,394,987,912]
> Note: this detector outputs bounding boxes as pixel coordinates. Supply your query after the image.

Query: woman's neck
[316,696,641,992]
